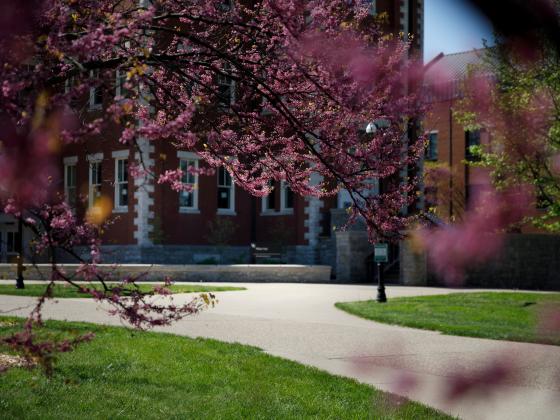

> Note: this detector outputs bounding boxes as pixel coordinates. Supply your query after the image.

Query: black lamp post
[15,217,24,289]
[376,261,386,303]
[366,122,388,303]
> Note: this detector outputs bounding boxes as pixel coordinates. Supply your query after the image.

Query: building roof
[424,49,491,85]
[423,49,495,102]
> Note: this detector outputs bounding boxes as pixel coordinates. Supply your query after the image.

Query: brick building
[2,1,424,283]
[423,49,549,229]
[422,49,491,222]
[406,48,560,290]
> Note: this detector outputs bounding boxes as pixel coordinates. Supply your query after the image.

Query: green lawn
[336,292,560,345]
[0,318,452,419]
[0,283,245,298]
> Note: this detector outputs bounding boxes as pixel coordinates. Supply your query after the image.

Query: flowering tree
[0,0,424,371]
[456,33,560,232]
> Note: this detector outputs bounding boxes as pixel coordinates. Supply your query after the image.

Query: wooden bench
[250,244,285,264]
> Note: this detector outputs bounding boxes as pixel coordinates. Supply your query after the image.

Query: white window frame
[261,181,277,215]
[217,167,236,215]
[280,181,294,213]
[217,65,235,108]
[87,153,103,208]
[63,156,78,208]
[177,151,200,213]
[115,69,126,98]
[115,69,136,99]
[426,130,438,161]
[112,150,129,213]
[261,180,294,216]
[89,70,103,110]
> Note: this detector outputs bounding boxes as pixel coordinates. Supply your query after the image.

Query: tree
[456,31,560,232]
[0,0,424,371]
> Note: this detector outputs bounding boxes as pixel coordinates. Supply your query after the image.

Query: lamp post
[15,217,24,289]
[366,121,388,302]
[374,243,388,302]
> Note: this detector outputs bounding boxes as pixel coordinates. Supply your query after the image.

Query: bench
[250,244,285,264]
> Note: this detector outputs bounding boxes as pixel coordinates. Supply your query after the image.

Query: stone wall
[285,245,316,265]
[317,236,336,273]
[56,244,335,266]
[0,263,332,283]
[400,233,560,290]
[56,245,251,265]
[399,239,428,286]
[331,209,374,283]
[335,230,374,283]
[461,234,560,290]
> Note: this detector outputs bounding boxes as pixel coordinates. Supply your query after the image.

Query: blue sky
[424,0,494,61]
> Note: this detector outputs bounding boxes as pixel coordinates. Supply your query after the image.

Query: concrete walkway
[1,282,559,420]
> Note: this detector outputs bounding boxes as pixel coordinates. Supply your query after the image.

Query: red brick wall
[425,98,547,232]
[424,99,468,221]
[60,129,136,245]
[152,141,307,246]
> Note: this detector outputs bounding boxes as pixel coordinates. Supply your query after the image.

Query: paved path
[1,282,559,420]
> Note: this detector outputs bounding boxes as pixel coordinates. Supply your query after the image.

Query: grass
[336,292,560,346]
[0,283,245,298]
[0,318,452,419]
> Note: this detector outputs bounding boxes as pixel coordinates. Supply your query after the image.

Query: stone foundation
[56,245,252,265]
[399,239,428,286]
[0,263,332,283]
[335,231,374,283]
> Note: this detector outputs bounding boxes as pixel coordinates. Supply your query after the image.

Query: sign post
[374,243,388,302]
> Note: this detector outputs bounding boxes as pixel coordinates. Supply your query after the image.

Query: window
[338,189,353,209]
[64,161,77,208]
[114,157,129,211]
[178,154,199,211]
[217,65,235,108]
[219,0,233,11]
[64,76,75,94]
[6,231,18,254]
[262,181,277,212]
[465,129,481,161]
[365,0,376,15]
[426,131,438,161]
[89,70,103,110]
[217,167,235,213]
[88,155,103,208]
[262,181,294,214]
[115,69,133,98]
[281,181,294,210]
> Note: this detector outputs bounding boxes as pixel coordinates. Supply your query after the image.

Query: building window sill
[179,208,201,214]
[217,209,237,216]
[260,209,294,216]
[113,207,128,214]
